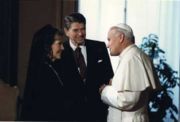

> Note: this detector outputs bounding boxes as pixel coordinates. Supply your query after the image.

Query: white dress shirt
[69,39,87,65]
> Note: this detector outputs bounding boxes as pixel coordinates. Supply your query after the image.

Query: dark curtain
[0,0,19,85]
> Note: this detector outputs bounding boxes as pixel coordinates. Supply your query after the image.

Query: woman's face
[51,34,64,61]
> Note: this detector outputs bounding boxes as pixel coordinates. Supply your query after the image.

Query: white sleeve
[101,85,142,110]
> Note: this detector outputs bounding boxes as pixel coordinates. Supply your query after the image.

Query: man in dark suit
[60,12,114,122]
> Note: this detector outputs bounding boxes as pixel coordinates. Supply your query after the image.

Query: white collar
[69,39,85,51]
[119,44,136,59]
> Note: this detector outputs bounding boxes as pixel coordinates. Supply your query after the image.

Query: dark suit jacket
[60,39,114,121]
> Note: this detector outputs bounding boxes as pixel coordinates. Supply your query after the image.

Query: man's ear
[119,33,125,43]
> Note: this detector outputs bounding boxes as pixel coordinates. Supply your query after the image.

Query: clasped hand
[99,80,112,94]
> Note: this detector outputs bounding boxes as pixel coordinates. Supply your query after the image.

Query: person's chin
[57,56,61,59]
[78,40,85,45]
[110,52,116,56]
[55,55,61,60]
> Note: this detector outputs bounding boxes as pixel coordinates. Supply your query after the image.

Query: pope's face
[64,22,86,46]
[107,29,121,56]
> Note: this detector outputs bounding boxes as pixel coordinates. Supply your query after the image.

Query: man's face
[64,22,86,45]
[107,29,121,56]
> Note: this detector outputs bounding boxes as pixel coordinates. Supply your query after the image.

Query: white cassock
[101,44,161,122]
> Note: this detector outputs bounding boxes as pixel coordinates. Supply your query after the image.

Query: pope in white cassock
[99,23,161,122]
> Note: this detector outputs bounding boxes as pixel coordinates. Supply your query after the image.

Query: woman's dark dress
[21,59,65,121]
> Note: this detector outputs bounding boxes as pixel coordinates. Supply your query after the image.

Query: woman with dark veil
[20,25,65,121]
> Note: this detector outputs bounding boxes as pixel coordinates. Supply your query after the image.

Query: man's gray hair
[111,23,135,42]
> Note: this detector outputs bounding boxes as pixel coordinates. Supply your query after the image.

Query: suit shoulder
[63,40,69,47]
[86,39,106,47]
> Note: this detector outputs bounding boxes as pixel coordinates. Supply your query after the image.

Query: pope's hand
[109,80,112,85]
[99,84,106,94]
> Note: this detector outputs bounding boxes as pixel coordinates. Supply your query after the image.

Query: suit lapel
[85,40,95,78]
[64,41,79,72]
[85,40,91,71]
[64,41,85,80]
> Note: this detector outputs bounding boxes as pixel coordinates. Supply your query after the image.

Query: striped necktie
[74,47,87,81]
